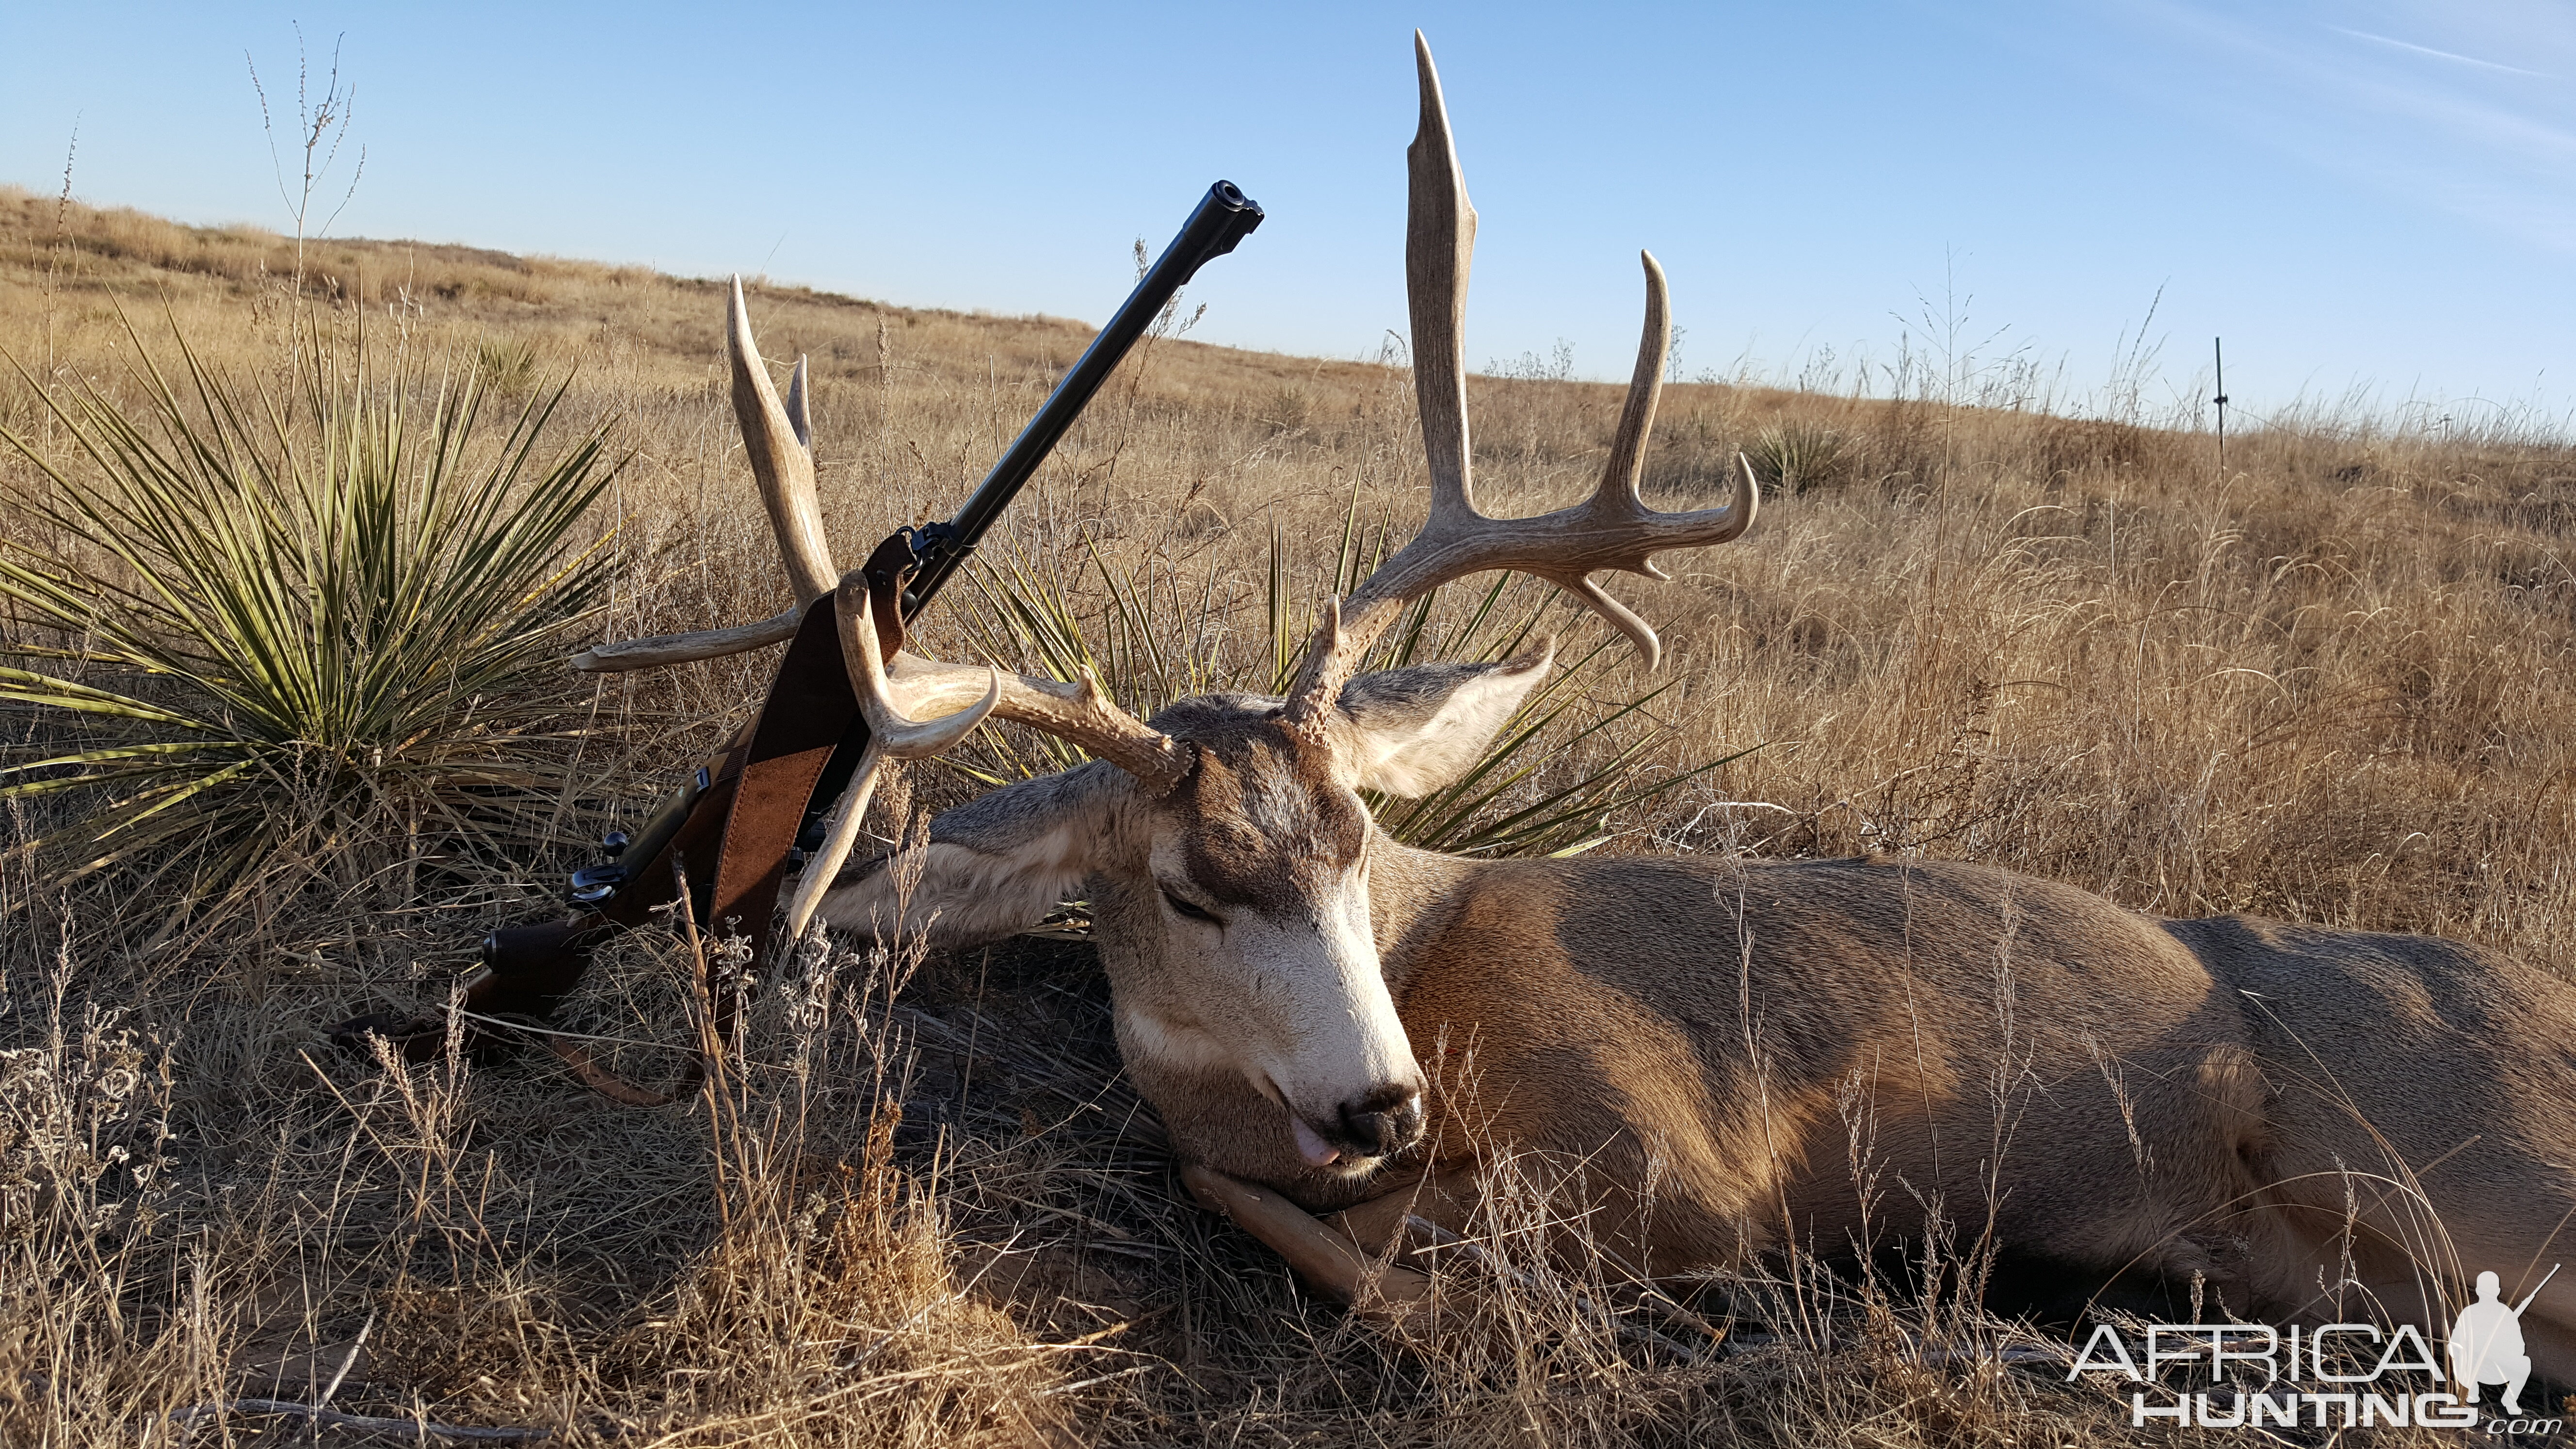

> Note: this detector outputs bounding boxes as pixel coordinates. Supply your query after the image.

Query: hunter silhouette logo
[2451,1265,2556,1417]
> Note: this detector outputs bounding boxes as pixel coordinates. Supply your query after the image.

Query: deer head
[575,32,1756,1181]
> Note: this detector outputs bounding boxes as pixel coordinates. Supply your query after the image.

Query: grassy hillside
[4,186,2573,1445]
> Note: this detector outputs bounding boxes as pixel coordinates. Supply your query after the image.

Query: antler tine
[785,584,1001,940]
[1407,29,1478,530]
[1278,33,1474,724]
[839,586,1000,758]
[743,585,1191,802]
[784,353,814,451]
[728,278,840,604]
[1599,251,1671,517]
[982,666,1193,796]
[571,284,843,672]
[1543,249,1756,667]
[837,645,1191,798]
[572,608,800,672]
[1284,55,1758,717]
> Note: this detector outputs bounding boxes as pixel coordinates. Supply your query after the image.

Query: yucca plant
[949,500,1751,859]
[474,338,542,398]
[0,322,623,911]
[1745,420,1851,495]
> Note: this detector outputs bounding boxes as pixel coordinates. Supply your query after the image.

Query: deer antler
[781,585,999,941]
[782,583,1196,938]
[572,278,839,673]
[1284,33,1757,726]
[859,647,1193,799]
[580,279,1192,911]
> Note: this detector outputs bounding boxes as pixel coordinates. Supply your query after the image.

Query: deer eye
[1160,887,1222,925]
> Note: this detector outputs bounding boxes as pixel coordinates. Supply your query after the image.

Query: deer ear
[1336,644,1552,798]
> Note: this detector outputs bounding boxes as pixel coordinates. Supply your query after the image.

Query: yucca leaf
[0,311,625,910]
[0,670,218,731]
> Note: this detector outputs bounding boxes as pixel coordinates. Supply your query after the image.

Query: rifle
[2514,1263,2560,1316]
[335,181,1263,1086]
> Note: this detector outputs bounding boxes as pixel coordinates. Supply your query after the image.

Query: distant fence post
[2213,337,2229,480]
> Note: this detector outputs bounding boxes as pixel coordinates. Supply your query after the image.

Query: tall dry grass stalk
[3,189,2572,1445]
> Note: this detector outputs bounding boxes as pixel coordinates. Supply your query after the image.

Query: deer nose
[1338,1080,1425,1158]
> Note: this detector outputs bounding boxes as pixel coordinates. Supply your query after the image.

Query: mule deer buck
[583,35,2576,1368]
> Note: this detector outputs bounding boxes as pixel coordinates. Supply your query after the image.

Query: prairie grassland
[4,186,2575,1446]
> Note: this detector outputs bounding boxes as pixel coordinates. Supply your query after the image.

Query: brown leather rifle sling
[337,548,913,1106]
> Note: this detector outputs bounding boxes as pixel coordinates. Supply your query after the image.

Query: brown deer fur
[832,685,2576,1375]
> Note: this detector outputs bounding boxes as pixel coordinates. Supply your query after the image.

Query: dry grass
[5,186,2575,1446]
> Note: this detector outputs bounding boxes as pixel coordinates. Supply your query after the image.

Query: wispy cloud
[2326,24,2553,79]
[2096,0,2576,251]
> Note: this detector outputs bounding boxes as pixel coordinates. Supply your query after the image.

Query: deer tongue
[1290,1114,1343,1167]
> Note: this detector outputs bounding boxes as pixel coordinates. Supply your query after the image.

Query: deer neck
[1363,836,1486,998]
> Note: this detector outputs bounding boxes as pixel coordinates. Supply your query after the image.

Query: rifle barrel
[902,179,1264,615]
[2514,1262,2560,1315]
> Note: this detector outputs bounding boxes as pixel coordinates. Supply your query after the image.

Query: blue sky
[5,1,2570,424]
